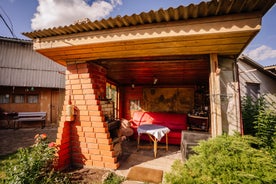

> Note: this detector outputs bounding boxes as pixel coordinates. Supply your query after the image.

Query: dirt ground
[65,167,111,184]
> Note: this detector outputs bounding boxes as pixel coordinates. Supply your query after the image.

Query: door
[51,90,64,126]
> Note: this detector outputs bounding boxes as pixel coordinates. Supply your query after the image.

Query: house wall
[238,61,276,111]
[120,86,143,120]
[0,86,64,127]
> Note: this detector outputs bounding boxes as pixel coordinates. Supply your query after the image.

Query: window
[27,95,39,104]
[0,94,10,104]
[130,99,141,110]
[13,95,25,103]
[106,82,118,118]
[246,82,260,100]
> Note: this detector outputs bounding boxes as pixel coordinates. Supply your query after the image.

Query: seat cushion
[130,111,188,145]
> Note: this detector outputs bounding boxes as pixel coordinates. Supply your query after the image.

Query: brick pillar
[55,62,119,170]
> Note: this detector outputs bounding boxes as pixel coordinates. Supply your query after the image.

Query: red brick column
[55,62,119,170]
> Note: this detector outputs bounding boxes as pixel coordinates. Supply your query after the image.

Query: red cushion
[130,111,188,145]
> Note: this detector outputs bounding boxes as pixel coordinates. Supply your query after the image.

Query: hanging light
[153,77,158,85]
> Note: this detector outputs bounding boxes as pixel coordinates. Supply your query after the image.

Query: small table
[137,124,170,158]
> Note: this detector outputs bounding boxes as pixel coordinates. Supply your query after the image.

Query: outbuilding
[23,0,275,170]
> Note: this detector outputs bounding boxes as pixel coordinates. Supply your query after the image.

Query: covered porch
[23,0,274,170]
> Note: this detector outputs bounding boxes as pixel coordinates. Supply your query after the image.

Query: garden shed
[23,0,275,170]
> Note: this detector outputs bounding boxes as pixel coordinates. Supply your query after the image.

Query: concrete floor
[116,139,182,176]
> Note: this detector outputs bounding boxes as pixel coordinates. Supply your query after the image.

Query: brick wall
[55,62,119,170]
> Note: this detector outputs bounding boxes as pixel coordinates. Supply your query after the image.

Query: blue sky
[0,0,275,66]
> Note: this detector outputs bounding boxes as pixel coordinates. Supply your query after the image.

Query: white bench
[14,112,46,129]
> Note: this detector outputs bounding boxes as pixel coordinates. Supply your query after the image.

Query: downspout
[233,59,244,135]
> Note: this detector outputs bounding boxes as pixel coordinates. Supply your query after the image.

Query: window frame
[13,94,25,104]
[27,94,39,104]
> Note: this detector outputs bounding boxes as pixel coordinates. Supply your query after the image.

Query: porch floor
[116,139,182,182]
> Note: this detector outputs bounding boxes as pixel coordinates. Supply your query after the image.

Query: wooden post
[209,53,222,137]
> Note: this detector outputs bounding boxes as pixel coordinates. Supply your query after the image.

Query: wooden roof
[23,0,275,86]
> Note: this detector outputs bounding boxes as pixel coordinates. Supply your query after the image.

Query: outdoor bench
[14,112,46,129]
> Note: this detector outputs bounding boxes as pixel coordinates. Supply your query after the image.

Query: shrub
[165,134,276,184]
[241,95,266,135]
[3,134,70,184]
[254,109,276,148]
[242,95,276,158]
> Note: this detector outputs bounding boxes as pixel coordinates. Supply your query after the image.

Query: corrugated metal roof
[264,64,276,69]
[0,36,31,43]
[23,0,275,39]
[0,37,65,88]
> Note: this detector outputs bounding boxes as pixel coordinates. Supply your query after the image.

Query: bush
[3,134,70,184]
[254,110,276,148]
[165,134,276,184]
[241,95,266,135]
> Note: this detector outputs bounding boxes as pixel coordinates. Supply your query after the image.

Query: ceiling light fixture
[153,77,158,85]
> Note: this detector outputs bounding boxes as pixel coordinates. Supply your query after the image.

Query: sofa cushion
[132,111,187,130]
[130,111,188,145]
[132,111,154,125]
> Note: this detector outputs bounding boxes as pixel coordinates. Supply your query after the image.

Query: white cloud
[244,45,276,61]
[31,0,122,30]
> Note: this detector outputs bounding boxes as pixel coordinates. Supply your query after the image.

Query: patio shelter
[23,0,275,170]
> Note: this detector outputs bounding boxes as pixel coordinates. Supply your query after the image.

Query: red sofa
[130,111,188,145]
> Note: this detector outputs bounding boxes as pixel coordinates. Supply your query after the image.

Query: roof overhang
[22,0,275,86]
[29,13,261,66]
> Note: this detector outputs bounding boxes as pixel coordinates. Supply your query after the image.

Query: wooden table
[137,124,170,158]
